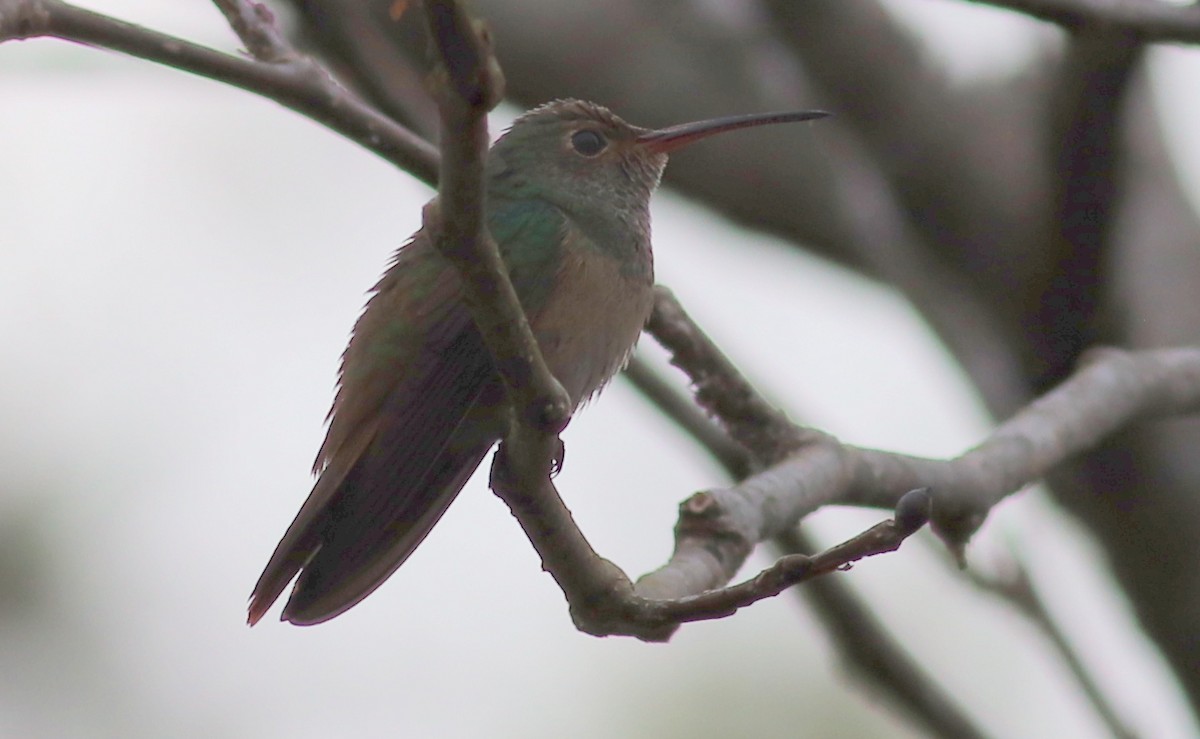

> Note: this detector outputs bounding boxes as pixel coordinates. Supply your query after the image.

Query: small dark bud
[894,487,932,534]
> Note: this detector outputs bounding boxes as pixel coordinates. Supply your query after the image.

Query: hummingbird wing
[247,228,500,626]
[249,199,568,626]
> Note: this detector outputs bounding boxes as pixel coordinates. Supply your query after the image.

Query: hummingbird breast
[529,222,654,406]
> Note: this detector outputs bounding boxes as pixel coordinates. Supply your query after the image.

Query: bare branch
[848,346,1200,549]
[970,0,1200,43]
[645,286,816,461]
[635,444,850,599]
[625,357,989,739]
[648,492,929,624]
[543,288,1199,640]
[0,0,438,183]
[644,288,1200,567]
[419,1,636,641]
[622,356,753,479]
[421,0,569,433]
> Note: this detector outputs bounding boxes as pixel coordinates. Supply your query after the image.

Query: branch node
[425,0,504,110]
[681,490,719,518]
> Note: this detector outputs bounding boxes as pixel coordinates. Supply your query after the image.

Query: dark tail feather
[247,334,501,627]
[279,420,497,625]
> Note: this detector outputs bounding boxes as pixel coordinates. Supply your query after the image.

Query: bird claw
[550,438,566,477]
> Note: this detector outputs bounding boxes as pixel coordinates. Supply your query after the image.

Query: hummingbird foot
[551,438,565,477]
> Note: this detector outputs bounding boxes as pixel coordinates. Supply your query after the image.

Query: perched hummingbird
[248,99,826,626]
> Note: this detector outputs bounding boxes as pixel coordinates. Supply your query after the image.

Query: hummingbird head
[488,99,669,222]
[487,99,829,239]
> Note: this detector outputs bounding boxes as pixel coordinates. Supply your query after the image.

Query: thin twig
[647,492,929,624]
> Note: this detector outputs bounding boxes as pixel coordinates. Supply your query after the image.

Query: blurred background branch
[973,0,1200,41]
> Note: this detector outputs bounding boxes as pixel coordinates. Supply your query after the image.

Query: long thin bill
[635,110,829,154]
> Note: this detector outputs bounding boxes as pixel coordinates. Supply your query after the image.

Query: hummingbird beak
[634,110,830,154]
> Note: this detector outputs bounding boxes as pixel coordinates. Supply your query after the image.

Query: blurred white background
[2,1,1199,737]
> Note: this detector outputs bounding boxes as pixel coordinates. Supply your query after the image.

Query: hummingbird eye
[570,129,607,157]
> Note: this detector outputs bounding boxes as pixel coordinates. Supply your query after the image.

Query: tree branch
[622,356,752,479]
[499,284,1200,640]
[282,0,439,138]
[624,357,990,739]
[419,1,644,641]
[642,287,816,460]
[644,492,929,624]
[421,0,570,433]
[0,0,439,183]
[644,288,1200,570]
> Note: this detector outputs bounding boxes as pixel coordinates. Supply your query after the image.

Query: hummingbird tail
[248,293,503,626]
[283,420,497,625]
[247,382,502,627]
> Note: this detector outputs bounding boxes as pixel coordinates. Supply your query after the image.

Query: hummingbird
[248,99,827,626]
